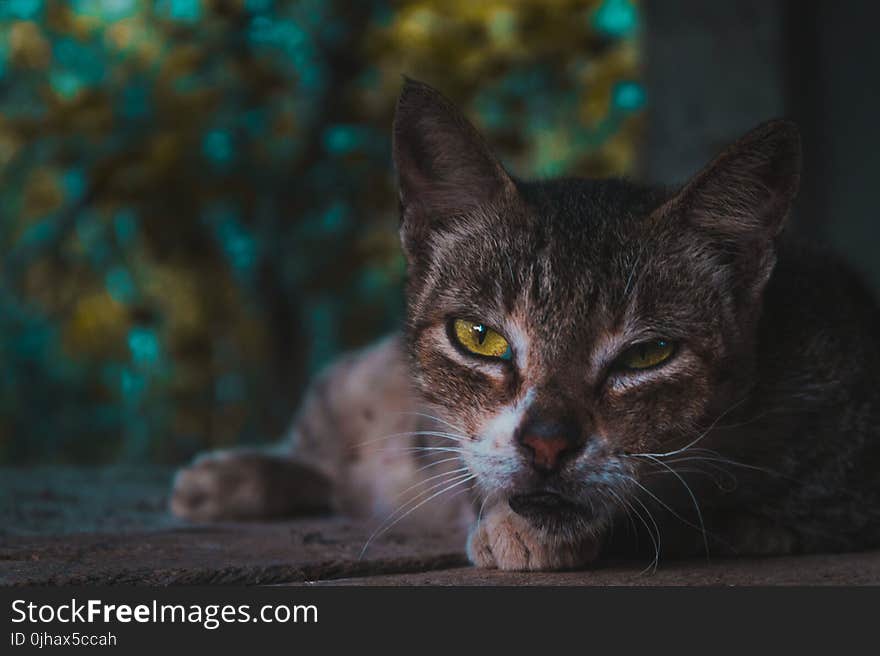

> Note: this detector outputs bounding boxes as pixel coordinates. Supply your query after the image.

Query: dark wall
[643,0,880,293]
[813,2,880,292]
[642,1,787,185]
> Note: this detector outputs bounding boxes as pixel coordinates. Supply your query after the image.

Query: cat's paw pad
[466,504,599,571]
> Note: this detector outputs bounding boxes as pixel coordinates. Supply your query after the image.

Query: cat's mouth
[508,491,594,524]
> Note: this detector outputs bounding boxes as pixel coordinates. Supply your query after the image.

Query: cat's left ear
[666,120,801,296]
[392,78,516,258]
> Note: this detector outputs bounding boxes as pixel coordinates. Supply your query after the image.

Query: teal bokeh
[0,0,643,464]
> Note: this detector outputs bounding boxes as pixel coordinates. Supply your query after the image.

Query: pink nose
[519,433,571,471]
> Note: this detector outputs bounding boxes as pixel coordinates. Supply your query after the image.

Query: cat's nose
[516,417,583,473]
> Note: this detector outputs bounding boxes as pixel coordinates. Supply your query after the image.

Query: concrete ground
[2,466,878,586]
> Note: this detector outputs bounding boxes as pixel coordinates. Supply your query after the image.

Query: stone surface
[1,466,879,586]
[308,550,880,586]
[0,467,466,586]
[1,466,179,537]
[0,520,467,586]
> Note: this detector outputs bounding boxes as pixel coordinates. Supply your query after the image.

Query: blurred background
[0,1,877,466]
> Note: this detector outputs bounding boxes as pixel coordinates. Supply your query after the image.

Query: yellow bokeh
[64,291,129,359]
[22,168,65,220]
[9,21,52,69]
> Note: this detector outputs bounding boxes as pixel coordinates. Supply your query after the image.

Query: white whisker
[638,397,748,458]
[476,489,496,524]
[621,471,712,560]
[359,474,475,559]
[354,429,469,449]
[625,493,661,574]
[391,466,470,502]
[663,454,780,478]
[381,446,464,455]
[631,495,662,573]
[411,455,462,475]
[606,487,638,538]
[634,454,708,560]
[394,411,469,434]
[362,470,474,550]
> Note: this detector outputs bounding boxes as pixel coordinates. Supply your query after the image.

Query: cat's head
[393,79,801,537]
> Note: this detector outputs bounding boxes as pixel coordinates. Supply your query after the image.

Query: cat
[170,79,880,571]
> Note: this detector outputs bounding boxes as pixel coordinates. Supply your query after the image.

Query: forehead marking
[505,320,530,374]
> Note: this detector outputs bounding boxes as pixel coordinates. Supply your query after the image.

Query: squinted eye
[451,319,512,361]
[617,340,675,370]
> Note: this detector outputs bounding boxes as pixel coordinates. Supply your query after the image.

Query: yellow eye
[618,340,675,370]
[452,319,512,360]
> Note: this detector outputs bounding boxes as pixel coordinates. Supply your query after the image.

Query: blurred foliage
[0,0,643,464]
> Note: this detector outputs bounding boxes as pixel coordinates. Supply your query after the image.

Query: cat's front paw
[170,450,330,522]
[170,450,267,522]
[466,504,600,571]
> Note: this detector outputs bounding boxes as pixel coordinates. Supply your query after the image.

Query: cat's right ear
[661,119,801,305]
[668,119,802,242]
[392,78,516,259]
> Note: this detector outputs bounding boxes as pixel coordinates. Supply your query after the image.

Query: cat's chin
[507,491,597,534]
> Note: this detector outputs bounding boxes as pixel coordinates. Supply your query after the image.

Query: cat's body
[171,81,880,570]
[171,334,475,533]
